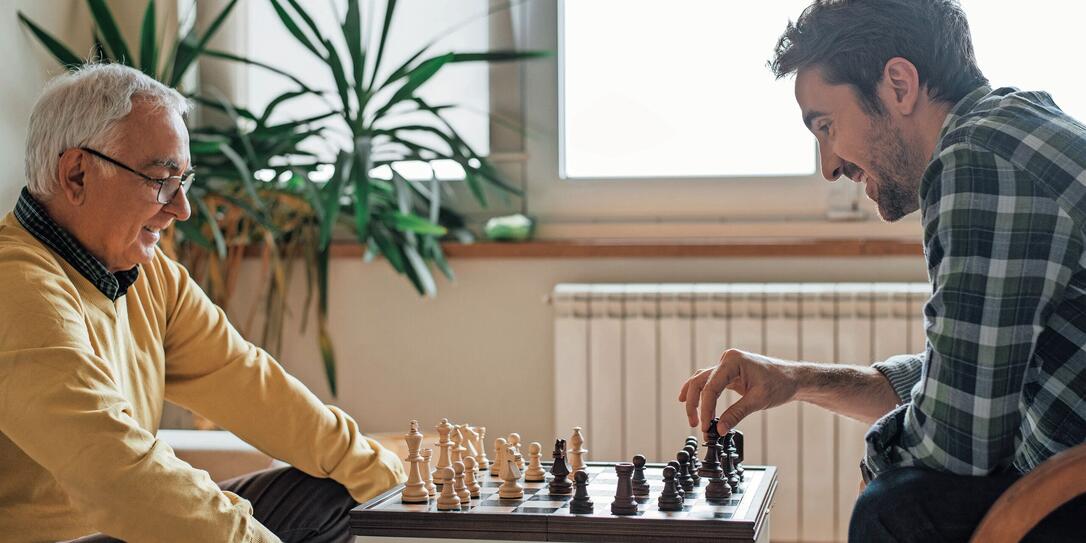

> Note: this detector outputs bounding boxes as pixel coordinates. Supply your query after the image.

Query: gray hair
[24,63,192,199]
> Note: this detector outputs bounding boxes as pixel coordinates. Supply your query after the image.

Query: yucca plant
[266,0,549,395]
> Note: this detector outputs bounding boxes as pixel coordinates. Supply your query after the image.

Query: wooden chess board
[350,462,777,542]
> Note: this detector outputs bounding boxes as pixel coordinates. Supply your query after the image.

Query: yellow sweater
[0,213,405,542]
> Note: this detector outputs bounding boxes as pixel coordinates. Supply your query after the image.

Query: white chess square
[470,505,518,513]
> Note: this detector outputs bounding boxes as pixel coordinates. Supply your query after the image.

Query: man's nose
[818,142,844,181]
[165,187,192,221]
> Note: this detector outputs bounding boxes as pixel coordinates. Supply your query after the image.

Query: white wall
[228,254,928,449]
[0,1,92,211]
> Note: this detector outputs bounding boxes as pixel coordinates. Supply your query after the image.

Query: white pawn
[435,467,461,511]
[421,448,436,496]
[524,441,546,482]
[453,461,471,504]
[476,426,491,469]
[498,451,524,499]
[491,437,507,476]
[434,419,453,486]
[401,420,429,503]
[463,456,482,498]
[569,427,588,478]
[508,433,525,471]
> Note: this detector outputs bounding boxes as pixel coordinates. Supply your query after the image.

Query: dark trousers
[849,466,1086,542]
[70,466,358,543]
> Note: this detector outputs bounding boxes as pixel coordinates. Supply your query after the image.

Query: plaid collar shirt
[866,85,1086,478]
[13,187,139,301]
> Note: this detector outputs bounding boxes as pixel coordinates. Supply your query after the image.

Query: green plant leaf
[192,196,227,259]
[370,0,397,90]
[343,0,365,104]
[260,89,315,124]
[86,0,132,63]
[315,246,337,396]
[402,244,436,296]
[370,225,407,274]
[17,13,84,68]
[389,212,446,236]
[319,151,351,249]
[139,1,157,76]
[423,235,454,280]
[376,52,453,118]
[172,213,213,249]
[202,49,321,95]
[169,0,239,86]
[190,95,259,121]
[350,142,372,239]
[447,50,553,63]
[268,0,324,59]
[323,39,353,119]
[217,143,262,206]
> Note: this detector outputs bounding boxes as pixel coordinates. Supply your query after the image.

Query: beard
[863,114,928,222]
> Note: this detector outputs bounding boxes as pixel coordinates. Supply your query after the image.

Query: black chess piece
[657,465,684,512]
[676,450,695,492]
[704,435,732,503]
[731,429,745,481]
[631,454,650,497]
[723,435,740,493]
[667,461,686,500]
[685,436,701,472]
[569,470,594,514]
[684,444,701,485]
[699,418,723,479]
[549,439,573,495]
[610,462,639,515]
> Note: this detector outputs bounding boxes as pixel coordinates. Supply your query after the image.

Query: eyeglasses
[79,147,194,205]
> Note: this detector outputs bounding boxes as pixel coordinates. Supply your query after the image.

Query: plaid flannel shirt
[864,86,1086,478]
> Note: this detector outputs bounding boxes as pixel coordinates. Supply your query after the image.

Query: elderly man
[681,0,1085,541]
[0,65,404,541]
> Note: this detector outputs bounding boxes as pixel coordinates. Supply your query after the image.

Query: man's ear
[56,149,88,205]
[881,57,921,116]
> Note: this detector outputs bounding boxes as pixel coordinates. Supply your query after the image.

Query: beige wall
[228,253,928,450]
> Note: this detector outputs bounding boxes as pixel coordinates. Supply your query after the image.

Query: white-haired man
[0,64,404,542]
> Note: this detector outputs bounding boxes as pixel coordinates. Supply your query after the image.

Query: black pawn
[704,437,732,503]
[699,418,723,479]
[685,436,701,471]
[610,462,639,515]
[569,471,594,514]
[676,450,695,492]
[684,445,701,485]
[549,439,572,495]
[667,461,686,500]
[730,429,746,482]
[631,454,650,497]
[657,466,684,512]
[723,437,740,493]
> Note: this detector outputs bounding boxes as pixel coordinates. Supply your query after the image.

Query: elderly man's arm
[0,249,279,543]
[156,251,405,502]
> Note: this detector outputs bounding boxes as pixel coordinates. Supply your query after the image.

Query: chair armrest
[970,443,1086,542]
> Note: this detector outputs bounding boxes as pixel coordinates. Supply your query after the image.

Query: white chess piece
[434,418,453,486]
[460,425,480,470]
[453,461,471,504]
[463,456,481,498]
[508,433,525,471]
[524,441,546,482]
[476,426,491,469]
[435,467,461,511]
[401,420,429,503]
[490,437,507,476]
[569,427,588,479]
[450,424,463,465]
[498,451,524,499]
[421,448,436,496]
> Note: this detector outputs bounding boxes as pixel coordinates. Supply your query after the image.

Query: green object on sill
[484,214,535,242]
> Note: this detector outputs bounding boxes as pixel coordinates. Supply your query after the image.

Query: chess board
[350,462,777,542]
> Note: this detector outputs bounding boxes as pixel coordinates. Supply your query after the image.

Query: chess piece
[491,437,507,477]
[569,470,594,514]
[498,455,524,499]
[435,467,461,511]
[730,429,746,482]
[461,425,482,473]
[724,437,740,493]
[453,460,471,504]
[698,419,723,479]
[667,461,686,500]
[421,448,436,496]
[569,427,588,479]
[476,426,491,469]
[508,433,525,471]
[686,436,701,472]
[631,454,650,497]
[549,439,573,495]
[401,420,429,503]
[657,466,684,512]
[684,444,701,485]
[450,425,463,465]
[434,418,453,486]
[610,462,638,515]
[463,456,481,498]
[525,442,546,482]
[677,450,695,492]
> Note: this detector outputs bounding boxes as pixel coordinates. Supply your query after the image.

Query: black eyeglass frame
[77,147,194,204]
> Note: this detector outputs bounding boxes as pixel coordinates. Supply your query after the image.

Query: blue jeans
[849,466,1086,542]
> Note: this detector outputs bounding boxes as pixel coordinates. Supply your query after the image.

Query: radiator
[552,283,929,543]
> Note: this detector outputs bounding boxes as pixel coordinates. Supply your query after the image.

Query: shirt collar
[13,187,138,301]
[933,85,993,159]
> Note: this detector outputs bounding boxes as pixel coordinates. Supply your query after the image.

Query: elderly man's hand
[678,349,800,436]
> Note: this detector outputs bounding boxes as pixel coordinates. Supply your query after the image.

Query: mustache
[842,163,863,180]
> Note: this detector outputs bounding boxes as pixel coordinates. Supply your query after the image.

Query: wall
[228,253,928,450]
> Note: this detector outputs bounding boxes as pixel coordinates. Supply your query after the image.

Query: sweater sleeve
[157,252,405,502]
[0,248,280,543]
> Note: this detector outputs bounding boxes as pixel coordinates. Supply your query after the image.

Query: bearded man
[0,64,404,542]
[680,1,1085,541]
